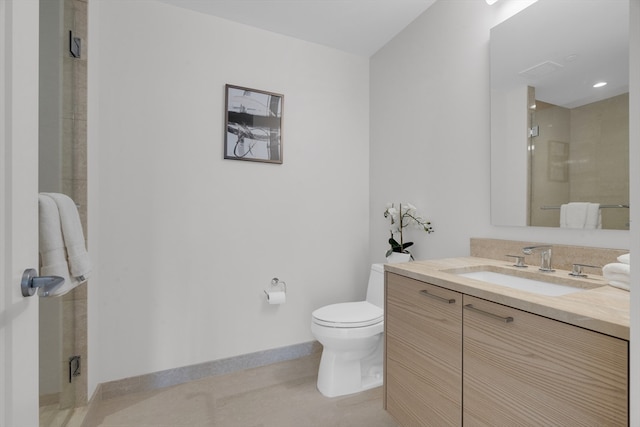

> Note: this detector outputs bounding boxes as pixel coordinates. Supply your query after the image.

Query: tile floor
[84,352,399,427]
[40,404,73,427]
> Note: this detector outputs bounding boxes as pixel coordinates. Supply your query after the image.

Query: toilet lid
[312,301,383,328]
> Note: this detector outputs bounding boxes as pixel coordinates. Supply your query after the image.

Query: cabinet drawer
[463,295,628,426]
[385,273,462,426]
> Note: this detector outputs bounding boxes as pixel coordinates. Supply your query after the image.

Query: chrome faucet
[522,245,555,272]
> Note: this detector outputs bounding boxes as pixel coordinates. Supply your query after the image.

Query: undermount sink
[454,269,593,296]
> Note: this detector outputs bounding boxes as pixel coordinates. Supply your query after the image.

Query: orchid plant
[383,203,434,259]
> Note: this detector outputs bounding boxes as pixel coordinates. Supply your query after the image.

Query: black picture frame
[224,84,283,164]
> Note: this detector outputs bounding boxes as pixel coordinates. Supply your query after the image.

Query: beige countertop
[385,257,630,341]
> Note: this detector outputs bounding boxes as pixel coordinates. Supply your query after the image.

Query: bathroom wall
[370,0,492,262]
[369,0,631,264]
[87,0,369,392]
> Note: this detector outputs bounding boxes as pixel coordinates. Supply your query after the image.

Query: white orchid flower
[384,202,434,258]
[385,207,398,221]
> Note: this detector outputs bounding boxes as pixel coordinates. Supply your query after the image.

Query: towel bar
[540,204,629,210]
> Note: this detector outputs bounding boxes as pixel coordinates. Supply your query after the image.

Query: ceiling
[157,0,437,57]
[491,0,629,108]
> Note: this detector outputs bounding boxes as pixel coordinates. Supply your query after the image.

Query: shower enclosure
[38,0,88,425]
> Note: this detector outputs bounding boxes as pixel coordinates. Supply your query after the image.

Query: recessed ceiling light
[593,82,607,88]
[486,0,499,4]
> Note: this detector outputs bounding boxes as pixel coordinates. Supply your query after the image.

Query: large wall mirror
[490,0,629,229]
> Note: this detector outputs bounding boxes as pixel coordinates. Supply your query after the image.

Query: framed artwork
[224,84,283,164]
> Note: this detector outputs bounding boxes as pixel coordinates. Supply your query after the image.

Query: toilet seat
[312,301,383,328]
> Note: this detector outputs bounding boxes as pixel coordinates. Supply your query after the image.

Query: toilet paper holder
[264,277,286,296]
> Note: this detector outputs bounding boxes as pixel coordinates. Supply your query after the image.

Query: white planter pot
[386,252,412,264]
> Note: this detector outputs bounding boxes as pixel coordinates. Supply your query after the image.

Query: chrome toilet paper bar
[264,277,287,304]
[270,277,286,292]
[264,277,286,296]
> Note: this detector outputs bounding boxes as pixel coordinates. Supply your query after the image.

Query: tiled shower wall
[529,93,629,229]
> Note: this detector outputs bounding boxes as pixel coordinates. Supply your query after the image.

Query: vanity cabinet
[463,295,628,426]
[384,273,462,426]
[385,273,629,427]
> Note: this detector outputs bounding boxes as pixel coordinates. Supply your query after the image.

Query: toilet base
[316,335,383,398]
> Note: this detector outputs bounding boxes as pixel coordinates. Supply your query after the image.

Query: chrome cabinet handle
[420,289,455,304]
[464,304,513,323]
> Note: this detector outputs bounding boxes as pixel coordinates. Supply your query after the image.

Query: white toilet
[311,263,385,397]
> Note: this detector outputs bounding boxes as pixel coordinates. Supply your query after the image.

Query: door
[385,273,462,426]
[463,295,628,426]
[1,1,41,426]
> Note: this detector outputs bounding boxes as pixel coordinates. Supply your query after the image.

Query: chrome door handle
[21,268,65,297]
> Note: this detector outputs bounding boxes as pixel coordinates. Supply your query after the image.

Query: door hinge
[69,355,81,383]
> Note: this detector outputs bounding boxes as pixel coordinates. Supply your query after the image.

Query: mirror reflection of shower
[527,86,629,230]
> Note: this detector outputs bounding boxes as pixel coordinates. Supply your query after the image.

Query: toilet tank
[365,263,385,308]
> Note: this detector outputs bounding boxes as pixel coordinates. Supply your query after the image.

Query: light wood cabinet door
[385,273,463,426]
[463,295,628,426]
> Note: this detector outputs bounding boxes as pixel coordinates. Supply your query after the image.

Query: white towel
[584,203,601,229]
[617,253,630,264]
[603,262,630,278]
[559,202,601,229]
[39,193,90,296]
[43,193,91,279]
[602,262,630,291]
[39,195,71,287]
